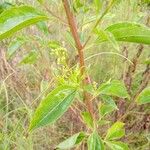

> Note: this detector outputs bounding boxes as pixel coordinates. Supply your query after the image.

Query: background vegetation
[0,0,150,149]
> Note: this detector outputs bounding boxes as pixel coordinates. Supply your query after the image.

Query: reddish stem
[62,0,94,117]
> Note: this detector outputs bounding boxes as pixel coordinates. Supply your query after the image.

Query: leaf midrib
[33,90,76,129]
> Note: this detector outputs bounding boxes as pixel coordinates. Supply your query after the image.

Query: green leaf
[81,111,94,129]
[99,95,118,117]
[29,85,77,131]
[88,131,104,150]
[101,95,118,109]
[107,31,120,51]
[136,87,150,105]
[106,141,129,150]
[142,0,150,5]
[98,120,111,126]
[95,28,119,51]
[7,37,26,59]
[83,84,95,95]
[0,6,48,41]
[99,104,116,117]
[36,21,49,35]
[97,80,129,98]
[73,0,83,12]
[48,40,61,49]
[105,22,150,45]
[19,50,39,65]
[105,122,125,140]
[144,58,150,65]
[56,132,85,149]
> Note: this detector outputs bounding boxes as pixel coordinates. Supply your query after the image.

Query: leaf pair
[105,122,129,150]
[64,122,128,150]
[87,122,129,150]
[57,130,105,150]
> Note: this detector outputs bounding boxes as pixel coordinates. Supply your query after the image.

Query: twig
[117,45,146,120]
[85,51,133,65]
[83,0,115,49]
[42,3,68,26]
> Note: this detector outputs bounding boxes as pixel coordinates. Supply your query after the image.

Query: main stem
[62,0,94,117]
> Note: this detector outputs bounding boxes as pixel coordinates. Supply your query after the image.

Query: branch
[62,0,94,117]
[124,45,144,94]
[62,0,84,70]
[133,63,150,99]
